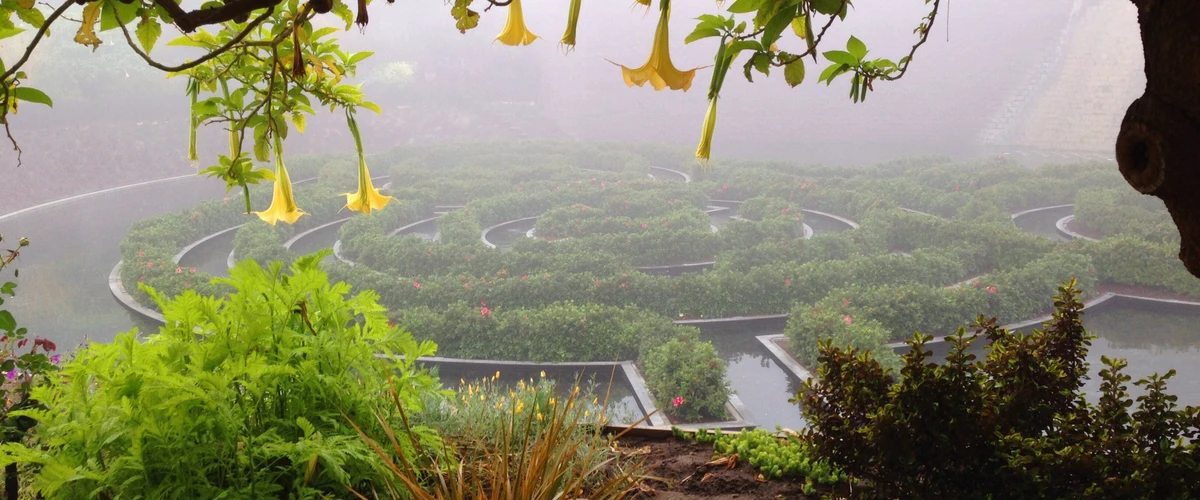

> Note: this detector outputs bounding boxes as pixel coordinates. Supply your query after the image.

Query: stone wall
[1017,0,1145,152]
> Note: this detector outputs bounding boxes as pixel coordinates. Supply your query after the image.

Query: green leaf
[783,58,805,87]
[99,0,139,31]
[791,15,805,38]
[0,310,14,333]
[1,282,15,296]
[823,50,858,66]
[136,17,162,54]
[347,51,373,65]
[359,101,382,115]
[332,0,354,29]
[685,26,721,44]
[13,87,51,107]
[761,9,794,49]
[0,27,24,41]
[726,0,762,14]
[817,62,845,84]
[846,35,867,60]
[290,113,306,134]
[14,5,44,29]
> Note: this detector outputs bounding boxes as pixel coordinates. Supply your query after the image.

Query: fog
[3,0,1191,436]
[0,0,1138,212]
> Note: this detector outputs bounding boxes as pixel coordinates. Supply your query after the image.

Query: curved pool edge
[1011,203,1074,221]
[648,166,691,183]
[108,260,166,325]
[801,209,860,230]
[1,173,198,223]
[481,216,539,249]
[174,224,247,264]
[1056,215,1099,242]
[284,216,354,250]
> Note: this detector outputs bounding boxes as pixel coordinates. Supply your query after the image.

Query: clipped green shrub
[642,331,731,423]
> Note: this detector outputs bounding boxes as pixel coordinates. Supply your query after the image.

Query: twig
[113,0,274,73]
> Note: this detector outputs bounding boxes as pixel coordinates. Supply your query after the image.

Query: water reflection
[1013,205,1072,242]
[695,319,807,431]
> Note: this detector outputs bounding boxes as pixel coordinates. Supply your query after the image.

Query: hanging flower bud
[560,0,582,52]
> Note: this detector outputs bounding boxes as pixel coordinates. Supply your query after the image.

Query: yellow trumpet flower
[695,98,717,164]
[495,0,538,46]
[254,135,306,225]
[560,0,582,52]
[343,112,393,214]
[611,1,698,91]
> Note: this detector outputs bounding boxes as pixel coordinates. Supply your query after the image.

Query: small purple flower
[5,369,17,380]
[50,354,61,364]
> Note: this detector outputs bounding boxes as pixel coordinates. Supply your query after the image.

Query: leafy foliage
[642,331,731,423]
[4,252,444,498]
[684,427,845,493]
[802,280,1200,499]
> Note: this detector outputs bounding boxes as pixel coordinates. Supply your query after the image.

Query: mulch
[617,436,832,499]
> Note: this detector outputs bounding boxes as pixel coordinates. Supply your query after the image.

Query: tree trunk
[1117,0,1200,277]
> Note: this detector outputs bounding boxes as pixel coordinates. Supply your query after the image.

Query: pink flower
[4,369,16,381]
[463,283,470,289]
[672,396,685,407]
[663,221,669,227]
[987,286,997,294]
[175,267,183,274]
[521,274,528,280]
[189,268,196,274]
[594,280,600,287]
[640,223,648,229]
[50,354,61,364]
[722,184,728,190]
[955,183,960,191]
[413,281,421,288]
[388,321,395,328]
[146,262,154,268]
[973,280,980,287]
[843,299,850,307]
[137,251,144,257]
[481,307,491,318]
[843,316,853,325]
[785,277,791,286]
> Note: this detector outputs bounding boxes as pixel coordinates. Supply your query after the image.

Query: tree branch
[0,0,75,83]
[155,0,283,33]
[114,1,274,73]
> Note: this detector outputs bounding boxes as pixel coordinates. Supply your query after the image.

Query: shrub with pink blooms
[642,331,731,423]
[785,302,900,371]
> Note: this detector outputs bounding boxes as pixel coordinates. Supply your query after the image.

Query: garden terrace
[8,142,1200,431]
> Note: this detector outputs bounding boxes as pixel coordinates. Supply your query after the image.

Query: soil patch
[619,436,831,499]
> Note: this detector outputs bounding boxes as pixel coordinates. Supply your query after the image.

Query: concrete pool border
[1011,203,1074,221]
[1056,215,1099,241]
[648,166,691,183]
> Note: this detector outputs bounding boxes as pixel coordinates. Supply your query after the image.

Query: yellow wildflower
[254,134,306,225]
[495,0,538,46]
[610,1,698,91]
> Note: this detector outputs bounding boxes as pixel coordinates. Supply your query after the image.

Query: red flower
[175,267,183,274]
[17,339,27,348]
[463,283,470,289]
[521,274,528,280]
[413,281,421,288]
[785,277,791,286]
[190,268,196,274]
[722,184,728,190]
[480,307,491,318]
[146,262,154,268]
[663,220,669,227]
[672,396,685,407]
[137,251,144,257]
[640,223,648,229]
[843,316,853,325]
[594,280,600,287]
[843,298,850,306]
[987,286,997,294]
[973,280,980,286]
[388,321,395,328]
[34,337,56,352]
[955,183,960,191]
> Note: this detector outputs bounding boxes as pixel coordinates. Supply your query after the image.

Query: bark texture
[1118,0,1200,277]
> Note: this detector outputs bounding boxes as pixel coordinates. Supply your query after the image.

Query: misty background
[0,0,1140,213]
